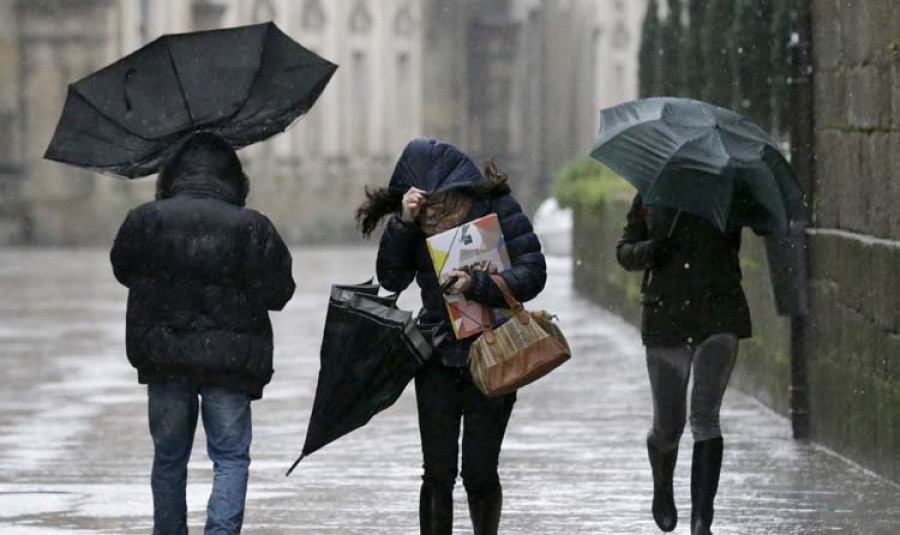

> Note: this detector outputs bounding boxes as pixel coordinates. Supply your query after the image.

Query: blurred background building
[0,0,644,245]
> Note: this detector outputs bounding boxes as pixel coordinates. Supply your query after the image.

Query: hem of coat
[642,329,753,348]
[138,369,267,400]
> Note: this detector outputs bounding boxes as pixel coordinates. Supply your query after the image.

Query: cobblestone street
[1,248,898,534]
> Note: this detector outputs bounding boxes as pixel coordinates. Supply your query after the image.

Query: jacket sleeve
[376,214,422,293]
[252,216,296,311]
[465,194,547,308]
[110,208,144,288]
[616,193,659,272]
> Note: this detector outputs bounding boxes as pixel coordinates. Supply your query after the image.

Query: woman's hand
[444,269,473,295]
[401,187,426,224]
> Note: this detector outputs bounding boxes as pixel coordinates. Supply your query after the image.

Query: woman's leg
[689,334,738,441]
[645,346,692,532]
[689,333,739,535]
[415,362,464,535]
[460,375,515,535]
[148,381,199,535]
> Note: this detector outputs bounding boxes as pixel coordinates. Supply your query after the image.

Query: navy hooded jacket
[376,139,547,367]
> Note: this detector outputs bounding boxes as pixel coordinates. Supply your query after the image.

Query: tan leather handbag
[468,274,571,397]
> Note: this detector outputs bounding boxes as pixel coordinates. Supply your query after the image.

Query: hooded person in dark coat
[110,132,295,535]
[617,192,751,535]
[356,138,546,535]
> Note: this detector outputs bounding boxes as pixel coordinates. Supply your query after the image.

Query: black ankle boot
[647,435,678,532]
[420,483,453,535]
[467,486,502,535]
[691,437,724,535]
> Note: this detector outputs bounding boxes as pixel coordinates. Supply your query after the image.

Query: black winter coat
[377,140,547,366]
[110,178,295,399]
[616,193,752,347]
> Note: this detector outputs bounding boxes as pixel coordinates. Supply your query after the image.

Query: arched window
[394,4,414,37]
[348,0,372,34]
[301,0,326,31]
[351,51,370,153]
[252,0,277,23]
[611,21,630,50]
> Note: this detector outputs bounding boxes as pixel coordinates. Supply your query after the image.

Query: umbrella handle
[666,211,682,239]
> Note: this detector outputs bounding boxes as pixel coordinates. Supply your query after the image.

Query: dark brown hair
[355,159,512,238]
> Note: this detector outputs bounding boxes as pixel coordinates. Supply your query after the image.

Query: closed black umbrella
[286,282,442,476]
[44,22,337,178]
[591,97,804,234]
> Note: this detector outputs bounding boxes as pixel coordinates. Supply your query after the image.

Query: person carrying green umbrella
[596,97,804,535]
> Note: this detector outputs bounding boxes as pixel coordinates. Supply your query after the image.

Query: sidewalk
[0,248,898,534]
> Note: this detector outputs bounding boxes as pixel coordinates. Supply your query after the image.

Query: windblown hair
[156,132,249,206]
[355,158,513,238]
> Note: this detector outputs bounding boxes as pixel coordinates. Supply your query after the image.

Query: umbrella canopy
[287,282,441,476]
[591,97,804,233]
[45,22,337,178]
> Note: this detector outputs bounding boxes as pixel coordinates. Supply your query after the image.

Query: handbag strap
[480,303,495,344]
[489,274,530,325]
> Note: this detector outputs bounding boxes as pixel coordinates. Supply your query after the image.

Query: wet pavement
[1,247,898,534]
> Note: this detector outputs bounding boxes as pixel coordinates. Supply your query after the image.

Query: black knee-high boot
[467,486,502,535]
[647,434,678,532]
[420,482,453,535]
[691,437,724,535]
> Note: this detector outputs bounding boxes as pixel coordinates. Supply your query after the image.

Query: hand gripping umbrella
[286,282,444,476]
[591,97,805,234]
[44,22,337,178]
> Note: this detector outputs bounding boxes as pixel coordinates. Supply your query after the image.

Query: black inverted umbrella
[286,282,442,476]
[44,22,337,178]
[591,97,804,234]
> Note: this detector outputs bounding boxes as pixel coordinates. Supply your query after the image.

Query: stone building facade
[0,0,643,245]
[0,0,424,245]
[421,0,645,212]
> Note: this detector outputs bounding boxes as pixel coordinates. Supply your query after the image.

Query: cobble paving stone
[0,248,898,534]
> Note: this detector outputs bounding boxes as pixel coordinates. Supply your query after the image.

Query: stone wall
[804,0,900,482]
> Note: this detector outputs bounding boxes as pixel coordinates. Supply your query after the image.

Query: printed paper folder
[426,213,511,340]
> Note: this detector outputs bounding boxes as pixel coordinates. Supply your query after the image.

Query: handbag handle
[489,274,530,325]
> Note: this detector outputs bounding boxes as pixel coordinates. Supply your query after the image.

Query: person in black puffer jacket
[110,132,295,535]
[617,192,751,535]
[356,139,546,535]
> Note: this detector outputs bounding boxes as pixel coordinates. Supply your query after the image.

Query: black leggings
[646,333,739,450]
[414,360,516,499]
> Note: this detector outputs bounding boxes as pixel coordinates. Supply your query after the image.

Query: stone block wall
[805,0,900,482]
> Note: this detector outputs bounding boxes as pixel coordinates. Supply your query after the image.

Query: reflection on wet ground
[0,248,898,534]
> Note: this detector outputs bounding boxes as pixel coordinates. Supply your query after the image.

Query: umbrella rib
[643,132,720,199]
[67,87,165,144]
[164,39,196,128]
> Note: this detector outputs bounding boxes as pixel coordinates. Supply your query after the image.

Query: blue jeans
[148,382,252,535]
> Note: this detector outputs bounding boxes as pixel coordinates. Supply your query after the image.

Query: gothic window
[611,21,630,50]
[351,51,370,153]
[301,0,326,31]
[252,0,277,23]
[139,0,151,44]
[394,4,414,36]
[348,1,372,34]
[395,52,413,142]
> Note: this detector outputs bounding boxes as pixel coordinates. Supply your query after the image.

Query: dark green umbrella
[590,97,804,233]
